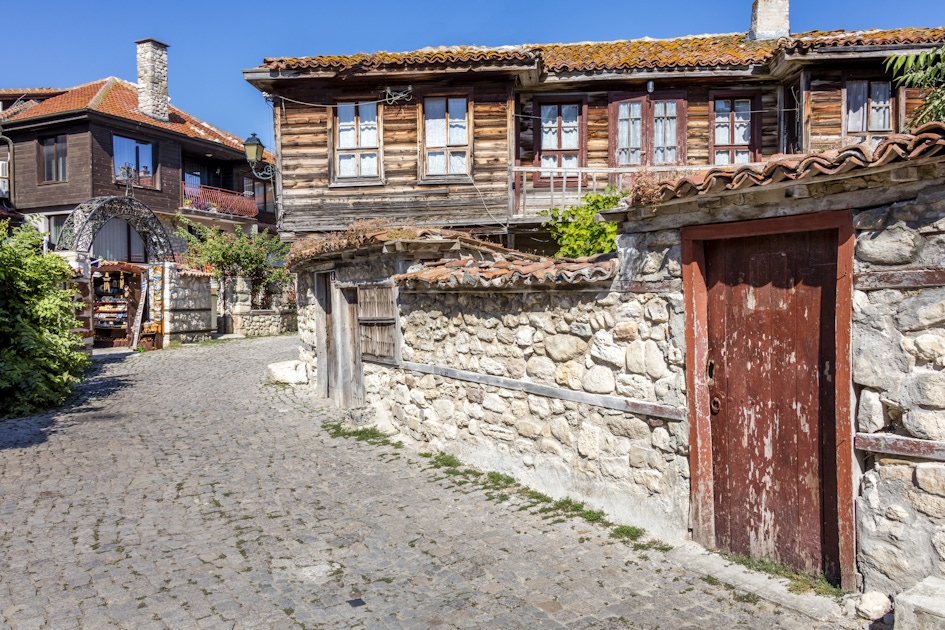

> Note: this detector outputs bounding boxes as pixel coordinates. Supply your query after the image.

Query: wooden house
[0,39,276,263]
[244,0,945,253]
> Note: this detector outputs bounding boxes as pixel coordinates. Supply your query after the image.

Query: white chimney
[749,0,790,40]
[135,38,170,122]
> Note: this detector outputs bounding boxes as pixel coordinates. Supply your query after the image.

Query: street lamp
[243,133,276,181]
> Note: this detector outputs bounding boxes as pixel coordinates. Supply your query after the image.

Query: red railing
[181,183,259,218]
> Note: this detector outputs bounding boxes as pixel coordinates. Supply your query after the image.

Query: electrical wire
[274,87,414,110]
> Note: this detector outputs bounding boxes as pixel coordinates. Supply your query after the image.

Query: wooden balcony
[508,164,765,221]
[181,183,259,218]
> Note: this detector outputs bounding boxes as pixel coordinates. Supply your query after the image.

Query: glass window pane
[561,104,579,125]
[43,140,56,181]
[337,103,355,124]
[616,148,629,165]
[734,100,751,145]
[561,125,578,150]
[136,141,153,185]
[870,82,891,131]
[847,81,868,133]
[56,136,68,181]
[540,154,557,176]
[618,119,629,149]
[618,102,629,119]
[654,117,664,147]
[715,99,732,118]
[654,101,665,117]
[448,98,467,146]
[359,102,378,147]
[338,153,357,178]
[427,150,446,175]
[425,99,446,148]
[360,152,378,177]
[541,105,558,149]
[337,123,355,149]
[714,150,731,166]
[734,150,751,164]
[715,120,731,146]
[630,116,642,149]
[448,150,466,174]
[628,148,642,165]
[561,154,578,170]
[664,101,677,117]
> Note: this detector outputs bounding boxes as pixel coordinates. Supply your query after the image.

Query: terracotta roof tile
[627,122,945,205]
[2,78,252,156]
[396,253,618,290]
[258,27,945,74]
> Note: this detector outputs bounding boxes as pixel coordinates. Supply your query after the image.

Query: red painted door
[705,229,840,581]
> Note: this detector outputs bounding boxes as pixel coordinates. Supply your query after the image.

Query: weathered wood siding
[277,79,514,234]
[11,123,93,210]
[807,71,844,153]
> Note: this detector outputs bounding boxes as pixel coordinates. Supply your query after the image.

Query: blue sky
[4,0,945,152]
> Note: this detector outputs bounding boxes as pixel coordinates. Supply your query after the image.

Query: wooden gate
[682,211,855,589]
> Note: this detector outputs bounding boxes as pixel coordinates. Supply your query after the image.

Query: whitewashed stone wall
[364,249,690,540]
[161,264,213,343]
[853,183,945,594]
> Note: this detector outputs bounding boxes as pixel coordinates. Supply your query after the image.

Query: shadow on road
[0,358,134,450]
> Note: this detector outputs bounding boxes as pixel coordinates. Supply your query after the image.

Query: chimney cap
[135,38,170,48]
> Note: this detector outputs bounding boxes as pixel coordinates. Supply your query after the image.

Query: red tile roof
[628,122,945,205]
[1,78,250,156]
[258,27,945,74]
[396,254,618,290]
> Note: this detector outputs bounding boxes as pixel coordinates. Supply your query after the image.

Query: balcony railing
[509,164,766,219]
[181,183,259,218]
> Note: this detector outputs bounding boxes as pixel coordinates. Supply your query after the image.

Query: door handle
[710,396,722,415]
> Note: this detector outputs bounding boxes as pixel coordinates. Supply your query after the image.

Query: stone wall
[160,263,213,343]
[221,276,298,337]
[359,232,690,539]
[851,181,945,594]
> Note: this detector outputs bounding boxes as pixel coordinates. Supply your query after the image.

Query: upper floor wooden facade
[246,23,945,249]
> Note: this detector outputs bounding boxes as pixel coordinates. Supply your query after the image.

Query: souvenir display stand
[92,262,144,348]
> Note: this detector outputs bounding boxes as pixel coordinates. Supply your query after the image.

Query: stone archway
[56,196,174,261]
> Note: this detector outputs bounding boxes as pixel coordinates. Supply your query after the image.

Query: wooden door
[704,229,840,581]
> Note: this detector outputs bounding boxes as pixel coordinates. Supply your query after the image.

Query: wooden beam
[854,268,945,291]
[398,361,686,421]
[856,433,945,462]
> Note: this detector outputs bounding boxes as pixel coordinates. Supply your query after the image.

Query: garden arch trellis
[56,196,174,261]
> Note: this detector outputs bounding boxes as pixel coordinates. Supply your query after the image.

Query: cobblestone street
[0,336,853,629]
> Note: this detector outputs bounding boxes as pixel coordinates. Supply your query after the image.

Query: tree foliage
[0,221,89,419]
[542,188,625,258]
[887,46,945,126]
[175,216,290,306]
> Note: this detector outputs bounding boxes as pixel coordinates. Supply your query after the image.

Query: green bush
[175,216,289,308]
[0,221,89,419]
[542,188,625,258]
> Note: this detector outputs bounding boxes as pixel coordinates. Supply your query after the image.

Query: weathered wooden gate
[683,211,856,588]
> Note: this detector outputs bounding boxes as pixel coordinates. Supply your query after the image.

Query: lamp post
[243,133,276,181]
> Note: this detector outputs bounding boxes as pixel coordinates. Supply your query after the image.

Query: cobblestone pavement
[1,336,853,629]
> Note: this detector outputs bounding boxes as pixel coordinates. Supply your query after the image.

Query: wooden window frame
[533,95,588,187]
[38,134,68,184]
[112,134,158,189]
[709,90,762,166]
[841,73,897,146]
[682,209,856,591]
[418,93,473,184]
[607,91,687,169]
[330,100,385,186]
[356,282,400,365]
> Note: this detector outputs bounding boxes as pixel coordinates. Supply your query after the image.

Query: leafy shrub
[175,216,290,308]
[0,222,89,418]
[542,188,625,258]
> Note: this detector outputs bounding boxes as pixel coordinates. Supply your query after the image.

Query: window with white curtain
[610,94,685,167]
[113,136,155,187]
[845,80,893,147]
[711,93,760,166]
[424,97,469,177]
[537,102,581,177]
[334,102,381,180]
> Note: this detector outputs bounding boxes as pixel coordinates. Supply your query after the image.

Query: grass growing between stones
[716,550,843,598]
[330,433,675,556]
